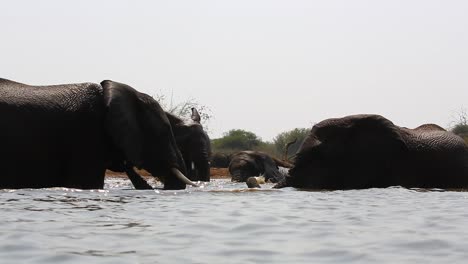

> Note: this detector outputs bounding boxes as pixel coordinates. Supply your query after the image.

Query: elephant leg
[63,143,107,189]
[65,160,107,189]
[124,164,153,190]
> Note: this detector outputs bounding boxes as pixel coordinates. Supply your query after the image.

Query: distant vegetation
[155,93,212,129]
[211,129,264,153]
[452,124,468,139]
[450,108,468,144]
[273,128,309,159]
[211,128,309,159]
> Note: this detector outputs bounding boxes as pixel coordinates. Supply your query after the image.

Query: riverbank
[105,168,230,179]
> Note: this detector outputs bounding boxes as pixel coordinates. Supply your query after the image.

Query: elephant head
[166,108,212,181]
[102,80,196,190]
[210,152,232,168]
[229,151,287,183]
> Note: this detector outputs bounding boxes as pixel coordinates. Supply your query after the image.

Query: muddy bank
[105,168,230,179]
[209,168,230,179]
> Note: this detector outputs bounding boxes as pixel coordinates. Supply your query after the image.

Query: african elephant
[275,114,468,190]
[167,108,211,181]
[0,78,197,190]
[210,152,231,168]
[229,151,292,183]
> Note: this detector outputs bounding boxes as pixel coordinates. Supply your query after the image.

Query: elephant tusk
[171,168,199,187]
[255,175,266,184]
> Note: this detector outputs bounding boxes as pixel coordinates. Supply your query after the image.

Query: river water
[1,177,468,263]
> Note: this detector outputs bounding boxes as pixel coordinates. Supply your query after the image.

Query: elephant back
[0,78,103,113]
[402,127,468,154]
[398,127,468,188]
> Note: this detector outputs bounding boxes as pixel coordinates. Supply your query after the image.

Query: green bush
[452,124,468,137]
[211,130,283,158]
[212,128,312,159]
[212,129,263,153]
[254,142,277,157]
[273,128,309,159]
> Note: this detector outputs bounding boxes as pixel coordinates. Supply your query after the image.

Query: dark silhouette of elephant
[210,152,231,168]
[275,114,468,190]
[167,108,211,181]
[229,151,292,183]
[0,78,197,190]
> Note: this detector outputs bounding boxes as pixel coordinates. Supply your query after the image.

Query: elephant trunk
[162,136,198,190]
[273,177,291,188]
[283,138,298,161]
[186,154,211,182]
[273,167,294,188]
[272,157,294,169]
[230,171,244,182]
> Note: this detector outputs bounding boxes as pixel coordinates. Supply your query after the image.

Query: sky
[2,0,467,141]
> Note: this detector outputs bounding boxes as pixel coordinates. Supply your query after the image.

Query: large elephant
[0,78,197,190]
[229,151,292,183]
[166,108,211,181]
[275,114,468,190]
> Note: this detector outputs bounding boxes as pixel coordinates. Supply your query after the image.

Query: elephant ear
[191,108,201,123]
[166,112,192,143]
[348,114,408,153]
[102,80,143,167]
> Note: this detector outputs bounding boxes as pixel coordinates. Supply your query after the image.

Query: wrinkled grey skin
[229,151,291,183]
[276,114,468,190]
[166,108,212,181]
[0,78,188,190]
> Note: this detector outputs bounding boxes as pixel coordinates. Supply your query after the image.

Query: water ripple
[1,178,468,263]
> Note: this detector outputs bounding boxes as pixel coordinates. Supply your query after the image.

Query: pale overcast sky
[2,0,467,141]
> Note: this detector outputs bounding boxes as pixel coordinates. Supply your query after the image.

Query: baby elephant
[229,151,291,183]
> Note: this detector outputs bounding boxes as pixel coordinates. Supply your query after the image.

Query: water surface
[1,178,468,263]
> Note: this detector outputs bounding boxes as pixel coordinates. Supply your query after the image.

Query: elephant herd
[1,78,468,191]
[0,78,206,190]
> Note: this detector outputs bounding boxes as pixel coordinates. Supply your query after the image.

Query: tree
[452,124,468,136]
[154,92,212,129]
[212,129,262,152]
[273,128,309,159]
[450,108,468,138]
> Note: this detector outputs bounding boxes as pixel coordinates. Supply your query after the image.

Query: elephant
[0,78,197,190]
[229,151,292,183]
[210,152,231,168]
[275,114,468,190]
[166,108,211,181]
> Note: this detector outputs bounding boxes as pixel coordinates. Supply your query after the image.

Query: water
[1,178,468,264]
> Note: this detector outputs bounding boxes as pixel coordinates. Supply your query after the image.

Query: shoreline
[105,168,230,179]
